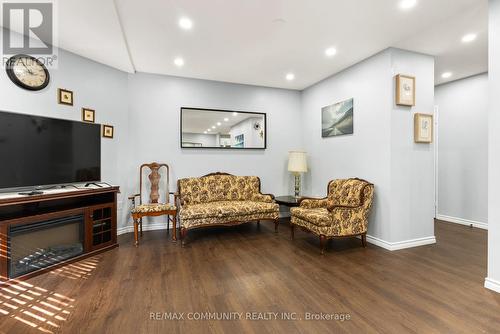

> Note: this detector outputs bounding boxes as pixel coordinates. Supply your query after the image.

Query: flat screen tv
[0,111,101,190]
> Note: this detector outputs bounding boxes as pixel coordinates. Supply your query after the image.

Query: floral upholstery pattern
[177,174,279,230]
[131,203,176,214]
[290,178,374,237]
[178,175,272,205]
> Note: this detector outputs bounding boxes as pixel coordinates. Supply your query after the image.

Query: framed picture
[102,125,114,138]
[395,74,415,106]
[321,98,354,137]
[58,88,74,106]
[414,113,433,143]
[82,108,95,123]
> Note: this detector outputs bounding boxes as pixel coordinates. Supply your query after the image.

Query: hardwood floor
[1,219,499,333]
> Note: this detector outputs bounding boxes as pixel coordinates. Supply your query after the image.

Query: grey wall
[435,74,488,227]
[301,48,435,246]
[487,0,500,293]
[127,73,303,227]
[0,28,131,226]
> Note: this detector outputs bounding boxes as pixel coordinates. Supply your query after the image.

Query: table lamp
[288,151,308,198]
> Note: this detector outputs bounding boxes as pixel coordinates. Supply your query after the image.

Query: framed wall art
[321,98,354,137]
[82,108,95,123]
[395,74,415,106]
[102,124,114,138]
[414,113,433,143]
[58,88,74,106]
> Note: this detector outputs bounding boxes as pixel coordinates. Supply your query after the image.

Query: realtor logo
[1,1,57,67]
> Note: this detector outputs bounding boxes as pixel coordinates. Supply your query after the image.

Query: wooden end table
[275,195,301,208]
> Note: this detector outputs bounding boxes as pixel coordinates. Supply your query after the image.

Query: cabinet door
[86,204,116,251]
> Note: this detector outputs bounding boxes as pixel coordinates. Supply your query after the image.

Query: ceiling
[2,0,488,89]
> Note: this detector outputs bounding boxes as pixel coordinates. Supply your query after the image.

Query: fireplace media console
[0,186,119,282]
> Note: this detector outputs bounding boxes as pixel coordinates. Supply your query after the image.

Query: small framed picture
[102,125,114,139]
[82,108,95,123]
[58,88,74,106]
[414,113,433,143]
[395,74,415,106]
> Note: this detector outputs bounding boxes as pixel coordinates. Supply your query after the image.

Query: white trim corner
[485,277,500,294]
[366,235,436,251]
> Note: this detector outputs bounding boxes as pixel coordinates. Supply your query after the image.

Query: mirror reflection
[181,108,266,149]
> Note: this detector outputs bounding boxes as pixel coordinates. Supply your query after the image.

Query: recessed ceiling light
[224,118,229,122]
[286,73,295,81]
[207,128,211,132]
[399,0,417,10]
[325,47,337,57]
[233,112,238,116]
[441,72,452,79]
[211,126,216,129]
[174,57,184,67]
[217,122,221,126]
[203,131,207,134]
[179,17,193,30]
[461,33,477,43]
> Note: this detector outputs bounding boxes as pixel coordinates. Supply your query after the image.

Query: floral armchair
[290,178,374,254]
[177,172,280,245]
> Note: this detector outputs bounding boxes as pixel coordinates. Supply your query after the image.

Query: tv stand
[85,182,103,188]
[0,186,119,282]
[18,190,44,196]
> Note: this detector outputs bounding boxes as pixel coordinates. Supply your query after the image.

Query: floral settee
[290,178,374,254]
[177,173,280,244]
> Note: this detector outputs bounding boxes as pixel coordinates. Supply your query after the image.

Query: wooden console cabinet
[0,187,119,282]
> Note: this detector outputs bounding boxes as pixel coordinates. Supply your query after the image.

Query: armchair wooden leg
[274,219,279,233]
[139,217,143,237]
[361,233,367,248]
[290,223,295,240]
[166,215,170,235]
[256,220,260,227]
[180,227,187,247]
[172,215,177,242]
[133,218,139,247]
[320,235,326,255]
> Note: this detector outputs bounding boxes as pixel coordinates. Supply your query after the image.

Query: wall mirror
[180,108,266,149]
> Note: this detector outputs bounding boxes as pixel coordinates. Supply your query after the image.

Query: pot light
[399,0,417,10]
[203,131,207,134]
[286,73,295,81]
[217,122,221,126]
[211,126,216,129]
[441,72,452,79]
[207,129,211,132]
[325,47,337,57]
[233,112,238,116]
[461,33,477,43]
[224,118,229,122]
[174,57,184,67]
[179,17,193,30]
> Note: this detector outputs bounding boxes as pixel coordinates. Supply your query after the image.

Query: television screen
[0,111,101,190]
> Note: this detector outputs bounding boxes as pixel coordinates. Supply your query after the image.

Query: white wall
[0,28,130,226]
[435,74,488,227]
[301,48,435,246]
[229,116,265,148]
[127,73,302,227]
[486,0,500,293]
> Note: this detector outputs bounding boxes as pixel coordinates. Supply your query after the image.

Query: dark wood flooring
[1,219,499,334]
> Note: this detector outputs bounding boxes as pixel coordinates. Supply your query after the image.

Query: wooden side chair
[129,162,177,246]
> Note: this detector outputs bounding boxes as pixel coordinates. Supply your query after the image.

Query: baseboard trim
[436,214,488,230]
[117,223,168,236]
[366,235,436,251]
[485,277,500,294]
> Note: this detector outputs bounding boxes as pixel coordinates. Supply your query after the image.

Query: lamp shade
[288,151,308,173]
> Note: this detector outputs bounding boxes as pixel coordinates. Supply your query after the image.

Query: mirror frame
[180,107,267,150]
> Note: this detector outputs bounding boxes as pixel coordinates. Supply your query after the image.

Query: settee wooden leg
[290,223,295,240]
[139,218,143,237]
[172,215,177,242]
[180,227,187,246]
[320,235,326,255]
[257,220,260,228]
[133,218,139,247]
[361,233,367,248]
[274,219,279,233]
